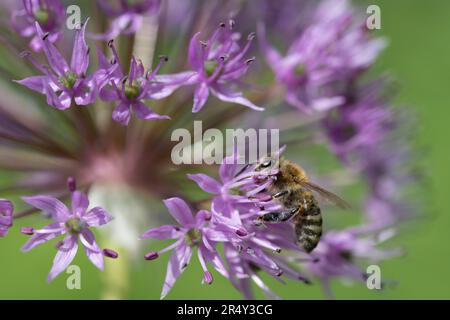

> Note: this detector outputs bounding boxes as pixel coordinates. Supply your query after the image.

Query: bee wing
[299,180,351,209]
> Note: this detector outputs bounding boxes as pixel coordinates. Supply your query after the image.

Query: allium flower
[305,228,400,297]
[259,0,385,112]
[11,0,65,51]
[323,83,394,162]
[0,0,417,300]
[21,179,115,281]
[141,197,228,299]
[0,199,14,237]
[99,41,171,125]
[94,0,161,40]
[165,21,263,113]
[180,150,313,298]
[16,21,114,110]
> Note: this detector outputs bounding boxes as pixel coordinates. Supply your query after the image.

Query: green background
[1,0,450,299]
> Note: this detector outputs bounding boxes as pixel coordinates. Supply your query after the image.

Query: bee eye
[260,160,272,168]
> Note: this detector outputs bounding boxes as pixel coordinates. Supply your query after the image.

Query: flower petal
[112,101,131,125]
[141,225,183,240]
[100,87,119,102]
[187,173,221,194]
[200,244,229,278]
[21,224,65,252]
[70,20,90,75]
[22,195,70,222]
[192,83,209,113]
[80,229,104,271]
[212,86,263,111]
[71,191,89,217]
[14,76,46,94]
[83,207,113,227]
[35,22,69,76]
[0,200,13,223]
[160,243,192,299]
[163,197,195,227]
[133,101,170,121]
[47,235,78,282]
[188,32,203,70]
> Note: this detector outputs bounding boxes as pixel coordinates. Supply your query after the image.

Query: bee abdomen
[296,206,322,253]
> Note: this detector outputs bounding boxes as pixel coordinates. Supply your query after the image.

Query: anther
[103,248,119,259]
[204,271,213,284]
[144,251,159,260]
[67,176,76,192]
[236,228,248,237]
[246,57,255,65]
[20,227,34,235]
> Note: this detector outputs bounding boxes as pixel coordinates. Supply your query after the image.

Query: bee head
[255,155,279,172]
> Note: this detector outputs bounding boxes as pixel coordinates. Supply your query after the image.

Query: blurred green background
[1,0,450,299]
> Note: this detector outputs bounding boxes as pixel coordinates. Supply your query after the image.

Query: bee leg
[257,207,300,223]
[279,207,300,221]
[273,190,289,199]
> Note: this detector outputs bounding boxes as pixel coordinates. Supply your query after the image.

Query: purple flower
[11,0,65,51]
[16,21,115,110]
[141,197,228,299]
[21,187,114,281]
[323,85,393,162]
[305,228,399,297]
[162,21,263,113]
[94,0,161,40]
[259,0,385,113]
[99,41,171,125]
[186,148,313,298]
[0,199,14,237]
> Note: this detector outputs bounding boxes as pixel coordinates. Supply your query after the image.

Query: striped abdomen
[295,201,322,253]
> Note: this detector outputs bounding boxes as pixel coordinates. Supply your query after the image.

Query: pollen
[124,82,141,100]
[203,60,218,77]
[59,71,77,89]
[65,218,85,234]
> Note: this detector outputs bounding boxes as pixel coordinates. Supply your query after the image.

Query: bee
[254,156,350,253]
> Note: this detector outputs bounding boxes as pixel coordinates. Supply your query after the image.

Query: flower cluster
[20,178,117,281]
[142,149,398,298]
[12,0,65,52]
[0,0,417,299]
[94,0,161,40]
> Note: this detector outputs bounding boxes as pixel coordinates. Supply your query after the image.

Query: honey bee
[254,156,350,253]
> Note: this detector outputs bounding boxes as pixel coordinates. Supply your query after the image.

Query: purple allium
[163,21,263,113]
[21,181,114,281]
[141,197,228,299]
[94,0,161,40]
[185,149,312,298]
[0,199,14,237]
[99,41,171,125]
[16,21,115,110]
[11,0,65,52]
[259,0,385,113]
[305,228,399,297]
[323,84,394,162]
